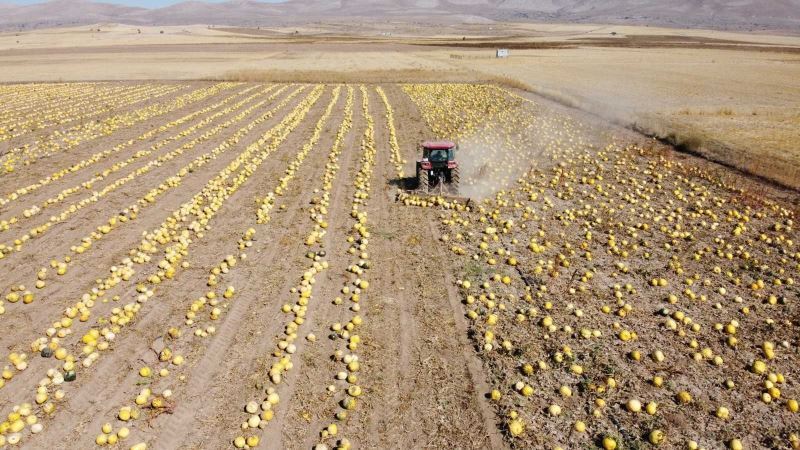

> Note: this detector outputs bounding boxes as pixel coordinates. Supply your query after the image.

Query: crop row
[0,83,239,172]
[0,85,327,448]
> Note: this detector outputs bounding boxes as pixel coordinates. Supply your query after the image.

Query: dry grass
[483,75,534,92]
[677,107,737,116]
[739,153,800,192]
[215,68,477,84]
[216,69,548,94]
[483,76,589,110]
[635,119,800,192]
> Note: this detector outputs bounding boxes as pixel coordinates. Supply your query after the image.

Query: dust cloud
[518,80,706,153]
[456,142,497,199]
[455,118,552,199]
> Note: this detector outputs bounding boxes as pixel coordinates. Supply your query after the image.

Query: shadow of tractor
[388,175,419,190]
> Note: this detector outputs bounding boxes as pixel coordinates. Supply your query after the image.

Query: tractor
[415,140,459,193]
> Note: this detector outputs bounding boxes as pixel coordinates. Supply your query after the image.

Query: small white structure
[496,48,509,58]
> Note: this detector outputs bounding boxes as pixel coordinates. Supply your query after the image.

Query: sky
[4,0,284,7]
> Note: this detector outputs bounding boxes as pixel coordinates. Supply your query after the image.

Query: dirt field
[0,80,798,450]
[0,22,799,450]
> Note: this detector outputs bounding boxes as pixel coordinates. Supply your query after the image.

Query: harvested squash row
[0,86,326,449]
[0,83,142,127]
[87,86,342,450]
[91,86,349,450]
[0,85,302,382]
[0,83,232,172]
[0,86,295,272]
[0,82,239,207]
[0,83,178,143]
[226,85,348,449]
[0,82,121,129]
[0,84,267,232]
[0,82,112,119]
[375,86,405,179]
[305,85,377,450]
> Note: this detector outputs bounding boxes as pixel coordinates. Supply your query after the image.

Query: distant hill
[1,0,144,28]
[1,0,799,31]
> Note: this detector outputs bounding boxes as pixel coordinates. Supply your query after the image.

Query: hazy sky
[5,0,284,7]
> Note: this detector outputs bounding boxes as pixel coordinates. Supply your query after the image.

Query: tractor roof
[422,140,456,150]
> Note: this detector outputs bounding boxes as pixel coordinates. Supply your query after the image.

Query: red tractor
[415,140,459,193]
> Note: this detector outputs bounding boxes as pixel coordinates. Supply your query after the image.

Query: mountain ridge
[1,0,799,31]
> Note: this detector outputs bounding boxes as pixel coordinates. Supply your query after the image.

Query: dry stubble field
[0,80,798,450]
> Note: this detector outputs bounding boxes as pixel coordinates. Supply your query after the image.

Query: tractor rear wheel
[451,167,460,192]
[418,169,429,192]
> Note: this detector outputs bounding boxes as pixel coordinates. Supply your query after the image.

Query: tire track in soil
[21,86,333,450]
[189,87,363,450]
[0,86,310,414]
[397,82,507,450]
[276,87,367,450]
[353,86,420,446]
[340,85,506,449]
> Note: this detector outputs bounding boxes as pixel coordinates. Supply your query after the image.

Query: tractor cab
[419,140,457,169]
[421,142,456,164]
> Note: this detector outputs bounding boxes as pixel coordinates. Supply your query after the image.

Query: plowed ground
[0,82,797,450]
